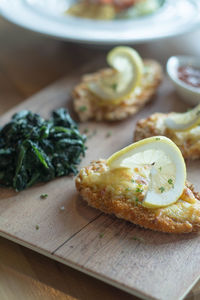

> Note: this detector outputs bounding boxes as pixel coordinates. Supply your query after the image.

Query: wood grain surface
[0,41,200,300]
[0,15,200,300]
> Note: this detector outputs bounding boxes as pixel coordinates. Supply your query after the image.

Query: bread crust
[134,113,200,160]
[76,160,200,233]
[73,59,163,122]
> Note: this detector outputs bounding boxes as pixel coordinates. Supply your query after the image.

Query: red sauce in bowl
[178,66,200,88]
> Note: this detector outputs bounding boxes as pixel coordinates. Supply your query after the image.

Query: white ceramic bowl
[1,0,200,45]
[166,55,200,106]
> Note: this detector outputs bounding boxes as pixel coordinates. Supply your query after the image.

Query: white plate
[0,0,200,45]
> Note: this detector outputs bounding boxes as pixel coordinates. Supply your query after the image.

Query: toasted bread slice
[73,59,162,122]
[76,160,200,233]
[134,113,200,160]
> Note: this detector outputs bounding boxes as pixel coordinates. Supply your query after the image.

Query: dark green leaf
[0,108,86,191]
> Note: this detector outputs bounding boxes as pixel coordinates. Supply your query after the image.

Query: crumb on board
[40,193,48,199]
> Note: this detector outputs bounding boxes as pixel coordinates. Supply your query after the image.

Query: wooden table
[0,16,200,300]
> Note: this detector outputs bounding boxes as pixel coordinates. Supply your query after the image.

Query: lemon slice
[107,136,186,208]
[165,104,200,131]
[88,46,144,104]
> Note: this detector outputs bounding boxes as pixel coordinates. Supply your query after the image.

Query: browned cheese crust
[73,59,163,122]
[134,113,200,160]
[76,160,200,233]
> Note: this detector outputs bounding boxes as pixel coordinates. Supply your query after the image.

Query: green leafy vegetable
[0,108,86,191]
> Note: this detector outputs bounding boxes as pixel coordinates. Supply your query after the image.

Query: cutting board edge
[1,230,198,300]
[0,69,199,300]
[0,231,158,300]
[181,275,200,300]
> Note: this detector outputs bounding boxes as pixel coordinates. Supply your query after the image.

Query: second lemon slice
[165,104,200,131]
[107,136,186,208]
[88,46,144,104]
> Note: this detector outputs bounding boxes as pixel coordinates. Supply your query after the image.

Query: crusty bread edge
[75,161,200,234]
[73,59,163,122]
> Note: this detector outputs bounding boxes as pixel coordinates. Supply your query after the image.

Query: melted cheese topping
[161,198,199,222]
[156,115,200,144]
[161,187,197,221]
[87,63,156,106]
[82,165,196,207]
[83,166,149,204]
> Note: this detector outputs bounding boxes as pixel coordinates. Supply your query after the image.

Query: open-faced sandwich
[76,136,200,233]
[73,46,162,122]
[134,104,200,160]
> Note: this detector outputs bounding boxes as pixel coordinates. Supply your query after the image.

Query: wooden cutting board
[0,66,200,300]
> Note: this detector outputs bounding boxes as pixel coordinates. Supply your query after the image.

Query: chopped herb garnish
[132,236,144,242]
[155,137,161,141]
[88,129,97,139]
[168,179,174,188]
[106,131,112,138]
[111,83,117,91]
[159,186,165,193]
[159,167,162,171]
[131,179,135,183]
[40,193,48,199]
[99,233,104,238]
[0,108,86,191]
[136,187,143,193]
[135,197,139,205]
[125,187,131,192]
[35,225,39,230]
[83,128,89,134]
[79,106,87,112]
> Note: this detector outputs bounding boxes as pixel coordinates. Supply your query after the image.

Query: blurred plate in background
[0,0,200,45]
